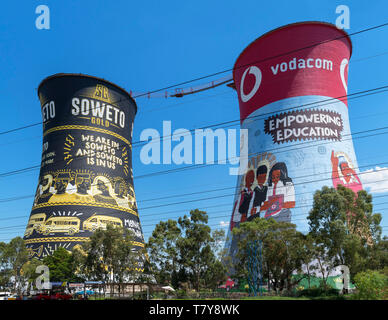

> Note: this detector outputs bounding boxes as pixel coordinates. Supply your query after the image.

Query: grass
[163,293,355,300]
[85,294,353,300]
[241,294,354,300]
[241,296,311,300]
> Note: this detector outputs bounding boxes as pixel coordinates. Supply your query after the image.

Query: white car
[0,292,12,300]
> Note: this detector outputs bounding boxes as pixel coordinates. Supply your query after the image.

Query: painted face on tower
[97,180,108,193]
[245,170,255,189]
[340,162,354,183]
[55,179,68,194]
[78,178,91,194]
[256,173,266,185]
[272,169,281,185]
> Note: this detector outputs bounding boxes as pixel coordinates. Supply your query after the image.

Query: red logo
[233,23,352,122]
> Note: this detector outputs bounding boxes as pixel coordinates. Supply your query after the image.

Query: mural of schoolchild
[70,173,95,203]
[92,176,118,206]
[113,177,130,209]
[230,169,255,230]
[34,174,54,206]
[49,172,72,203]
[331,150,363,194]
[261,162,295,222]
[247,164,268,221]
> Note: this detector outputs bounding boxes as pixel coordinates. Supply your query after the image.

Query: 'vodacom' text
[270,57,333,75]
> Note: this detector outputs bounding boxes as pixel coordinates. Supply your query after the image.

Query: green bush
[175,289,187,299]
[151,292,167,299]
[353,270,388,300]
[296,286,340,298]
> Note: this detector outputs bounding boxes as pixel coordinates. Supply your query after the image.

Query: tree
[232,217,271,281]
[146,209,227,292]
[233,218,305,293]
[202,259,227,291]
[210,229,227,260]
[146,219,182,286]
[114,229,145,293]
[42,247,80,282]
[21,258,44,294]
[307,185,383,279]
[2,237,29,294]
[75,225,142,296]
[0,241,11,290]
[299,234,318,289]
[1,239,43,293]
[264,221,305,292]
[307,236,335,290]
[177,209,218,292]
[353,270,388,300]
[362,236,388,273]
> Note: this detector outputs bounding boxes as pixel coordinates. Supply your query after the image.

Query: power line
[0,89,235,149]
[0,82,386,178]
[137,173,388,211]
[1,170,388,251]
[1,152,388,217]
[0,180,388,229]
[131,87,388,149]
[0,25,386,238]
[0,53,386,152]
[131,22,388,99]
[3,184,388,229]
[3,122,387,211]
[143,223,388,236]
[140,204,388,228]
[11,188,388,232]
[2,194,388,240]
[1,87,388,183]
[1,21,387,138]
[134,125,388,181]
[6,196,388,228]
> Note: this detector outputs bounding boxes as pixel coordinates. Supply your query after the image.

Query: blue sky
[0,0,387,242]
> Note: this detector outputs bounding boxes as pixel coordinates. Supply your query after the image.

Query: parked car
[75,290,95,296]
[53,292,73,300]
[218,277,236,291]
[33,291,72,300]
[33,293,51,300]
[0,292,12,300]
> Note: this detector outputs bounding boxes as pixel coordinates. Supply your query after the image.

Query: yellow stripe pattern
[32,202,138,217]
[25,237,145,247]
[43,125,132,148]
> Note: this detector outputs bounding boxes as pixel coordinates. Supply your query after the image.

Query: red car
[53,292,72,300]
[34,292,72,300]
[219,277,235,291]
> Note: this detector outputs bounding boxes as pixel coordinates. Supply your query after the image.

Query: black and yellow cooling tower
[23,73,144,261]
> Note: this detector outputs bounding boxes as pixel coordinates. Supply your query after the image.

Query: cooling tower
[24,73,144,262]
[226,22,361,256]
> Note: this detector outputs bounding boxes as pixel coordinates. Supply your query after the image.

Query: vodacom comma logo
[340,58,348,93]
[240,66,262,102]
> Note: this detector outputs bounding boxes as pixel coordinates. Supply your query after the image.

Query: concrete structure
[24,74,144,264]
[226,22,362,257]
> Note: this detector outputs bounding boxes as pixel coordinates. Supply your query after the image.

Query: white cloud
[219,220,230,227]
[360,166,388,194]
